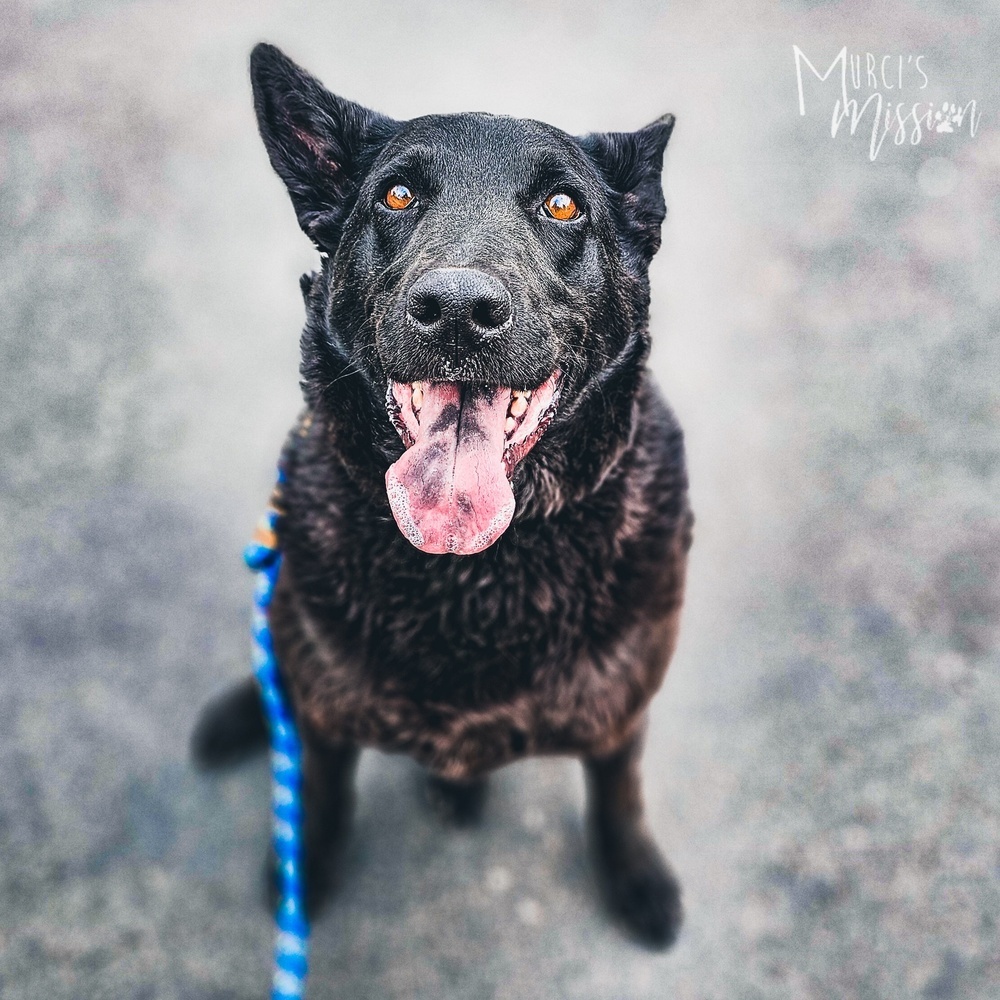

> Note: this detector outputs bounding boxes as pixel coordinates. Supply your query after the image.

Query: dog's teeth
[505,416,517,435]
[411,384,423,411]
[510,395,528,418]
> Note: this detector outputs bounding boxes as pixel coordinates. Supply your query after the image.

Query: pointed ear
[577,114,675,261]
[249,43,399,248]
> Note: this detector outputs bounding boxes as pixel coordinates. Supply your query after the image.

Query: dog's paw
[424,774,489,827]
[191,678,268,770]
[594,827,683,949]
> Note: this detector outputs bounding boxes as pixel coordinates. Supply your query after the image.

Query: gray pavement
[2,1,998,997]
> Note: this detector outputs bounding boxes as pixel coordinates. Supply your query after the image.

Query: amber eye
[543,192,580,221]
[384,183,414,210]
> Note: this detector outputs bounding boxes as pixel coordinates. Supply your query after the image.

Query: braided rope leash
[244,471,310,1000]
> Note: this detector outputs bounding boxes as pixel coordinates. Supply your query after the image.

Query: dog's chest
[292,622,648,781]
[277,525,657,778]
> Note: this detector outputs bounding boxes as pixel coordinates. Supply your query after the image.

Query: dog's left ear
[578,114,675,262]
[250,43,399,249]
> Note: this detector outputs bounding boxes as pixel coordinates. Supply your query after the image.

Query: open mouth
[384,371,562,555]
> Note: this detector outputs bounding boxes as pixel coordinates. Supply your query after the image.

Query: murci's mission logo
[793,46,982,161]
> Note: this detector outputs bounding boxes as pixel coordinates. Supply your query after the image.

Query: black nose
[406,268,512,345]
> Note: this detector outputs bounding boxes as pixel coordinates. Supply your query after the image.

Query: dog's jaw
[382,372,562,555]
[385,372,562,473]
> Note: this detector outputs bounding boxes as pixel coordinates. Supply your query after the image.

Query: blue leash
[244,471,310,1000]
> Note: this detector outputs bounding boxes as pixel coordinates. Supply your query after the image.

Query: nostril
[471,295,511,331]
[471,300,495,329]
[408,294,442,327]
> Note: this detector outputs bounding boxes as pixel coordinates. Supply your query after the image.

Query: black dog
[193,42,692,948]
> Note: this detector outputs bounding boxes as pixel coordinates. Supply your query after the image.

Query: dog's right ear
[578,114,675,264]
[250,43,399,249]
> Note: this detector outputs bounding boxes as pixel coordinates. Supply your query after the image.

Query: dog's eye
[384,184,415,210]
[543,192,580,222]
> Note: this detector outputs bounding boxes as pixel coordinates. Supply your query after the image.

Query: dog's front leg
[583,724,683,948]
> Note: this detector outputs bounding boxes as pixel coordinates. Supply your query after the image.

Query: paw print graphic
[935,103,955,133]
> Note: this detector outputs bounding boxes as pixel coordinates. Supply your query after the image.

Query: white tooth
[505,416,517,434]
[411,384,423,410]
[510,395,528,418]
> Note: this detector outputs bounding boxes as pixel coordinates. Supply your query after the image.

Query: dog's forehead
[378,112,585,186]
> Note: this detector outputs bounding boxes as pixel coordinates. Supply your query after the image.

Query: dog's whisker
[319,362,366,390]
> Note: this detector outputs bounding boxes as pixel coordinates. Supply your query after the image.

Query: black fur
[191,677,267,770]
[195,42,692,949]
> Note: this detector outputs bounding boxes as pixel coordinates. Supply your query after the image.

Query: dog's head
[251,43,673,555]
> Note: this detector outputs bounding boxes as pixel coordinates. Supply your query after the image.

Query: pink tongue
[386,383,515,555]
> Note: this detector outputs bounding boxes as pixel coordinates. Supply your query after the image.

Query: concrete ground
[2,1,998,997]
